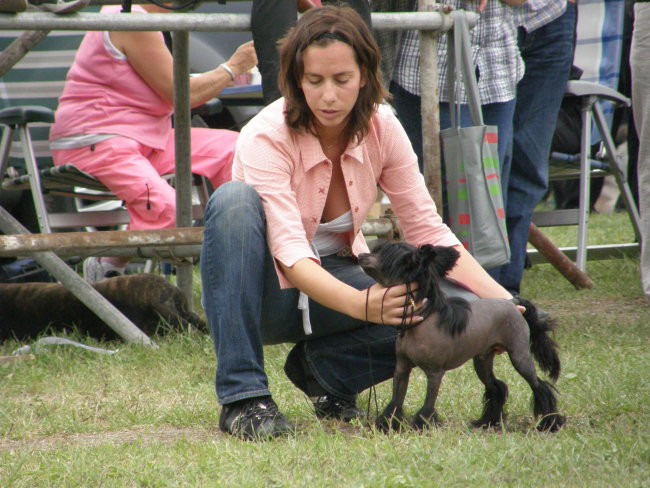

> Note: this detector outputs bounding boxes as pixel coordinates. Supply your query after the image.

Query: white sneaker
[83,257,125,285]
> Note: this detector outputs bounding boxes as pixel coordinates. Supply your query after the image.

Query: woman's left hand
[224,41,258,79]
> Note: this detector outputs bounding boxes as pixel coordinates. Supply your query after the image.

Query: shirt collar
[298,130,365,171]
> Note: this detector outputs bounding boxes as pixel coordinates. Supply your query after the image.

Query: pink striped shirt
[233,100,460,288]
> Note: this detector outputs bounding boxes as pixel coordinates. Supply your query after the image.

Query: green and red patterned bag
[440,12,510,270]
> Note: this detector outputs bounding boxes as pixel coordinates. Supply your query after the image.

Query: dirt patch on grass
[0,426,219,453]
[543,296,648,321]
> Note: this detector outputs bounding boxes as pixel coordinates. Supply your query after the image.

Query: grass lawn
[1,212,649,487]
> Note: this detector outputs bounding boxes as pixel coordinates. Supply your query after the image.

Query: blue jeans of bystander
[491,3,577,294]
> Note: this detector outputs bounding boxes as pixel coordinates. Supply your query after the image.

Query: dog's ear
[419,245,460,277]
[417,244,438,270]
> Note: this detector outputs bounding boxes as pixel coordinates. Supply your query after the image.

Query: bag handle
[445,11,484,128]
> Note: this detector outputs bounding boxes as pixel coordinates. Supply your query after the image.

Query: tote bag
[439,11,510,270]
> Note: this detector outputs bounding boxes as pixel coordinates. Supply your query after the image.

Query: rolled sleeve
[233,113,319,285]
[376,108,461,248]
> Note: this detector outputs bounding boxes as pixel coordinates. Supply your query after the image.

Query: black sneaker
[219,396,295,440]
[313,395,363,422]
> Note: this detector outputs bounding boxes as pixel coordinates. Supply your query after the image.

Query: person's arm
[446,245,514,300]
[279,258,424,326]
[110,30,257,108]
[377,108,513,302]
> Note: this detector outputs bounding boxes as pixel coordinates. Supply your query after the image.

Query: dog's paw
[376,406,408,433]
[536,413,565,433]
[411,410,442,431]
[470,418,503,431]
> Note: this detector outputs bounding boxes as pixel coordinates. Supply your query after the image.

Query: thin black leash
[364,287,379,422]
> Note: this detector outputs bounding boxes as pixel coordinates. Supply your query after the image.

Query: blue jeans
[200,181,478,405]
[490,3,577,293]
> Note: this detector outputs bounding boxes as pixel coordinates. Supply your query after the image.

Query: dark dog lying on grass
[358,242,565,433]
[0,274,206,341]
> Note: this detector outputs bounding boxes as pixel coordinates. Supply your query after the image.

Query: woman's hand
[224,40,258,79]
[363,282,426,327]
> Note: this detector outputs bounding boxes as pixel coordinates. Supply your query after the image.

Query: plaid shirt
[513,0,567,33]
[392,1,523,104]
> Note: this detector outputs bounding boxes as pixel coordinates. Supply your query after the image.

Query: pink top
[49,6,173,150]
[233,99,461,288]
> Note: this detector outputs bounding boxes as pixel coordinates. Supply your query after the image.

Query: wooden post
[0,31,49,78]
[419,0,445,211]
[528,222,594,289]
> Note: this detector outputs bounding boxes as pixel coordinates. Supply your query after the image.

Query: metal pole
[0,227,204,255]
[0,12,474,31]
[171,30,194,309]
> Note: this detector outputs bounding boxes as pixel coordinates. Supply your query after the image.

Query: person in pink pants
[52,129,236,232]
[49,3,257,282]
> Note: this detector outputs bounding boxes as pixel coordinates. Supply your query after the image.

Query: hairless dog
[359,242,565,433]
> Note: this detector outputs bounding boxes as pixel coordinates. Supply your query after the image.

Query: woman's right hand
[225,40,258,78]
[363,283,425,327]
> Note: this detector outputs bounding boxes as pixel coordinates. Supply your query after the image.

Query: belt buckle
[336,246,353,258]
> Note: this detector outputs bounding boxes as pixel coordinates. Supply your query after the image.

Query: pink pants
[52,128,236,231]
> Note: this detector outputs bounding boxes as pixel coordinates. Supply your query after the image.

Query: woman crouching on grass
[200,5,514,440]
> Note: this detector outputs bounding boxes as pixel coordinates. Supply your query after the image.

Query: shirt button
[348,180,353,186]
[312,217,318,224]
[354,206,359,213]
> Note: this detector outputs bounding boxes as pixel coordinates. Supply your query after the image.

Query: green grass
[1,212,649,487]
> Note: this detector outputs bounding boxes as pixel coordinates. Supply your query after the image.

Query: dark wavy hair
[278,5,389,144]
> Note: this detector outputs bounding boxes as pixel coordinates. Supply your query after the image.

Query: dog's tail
[518,297,561,382]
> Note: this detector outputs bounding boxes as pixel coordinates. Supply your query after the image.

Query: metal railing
[0,5,477,344]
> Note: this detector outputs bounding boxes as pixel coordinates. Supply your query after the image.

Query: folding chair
[532,80,641,271]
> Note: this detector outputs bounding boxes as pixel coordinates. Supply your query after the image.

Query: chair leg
[18,123,51,233]
[0,126,14,186]
[197,176,210,210]
[593,102,642,242]
[576,98,594,271]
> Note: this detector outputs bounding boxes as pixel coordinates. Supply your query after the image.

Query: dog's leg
[471,353,508,429]
[376,352,413,433]
[411,369,445,430]
[507,348,565,432]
